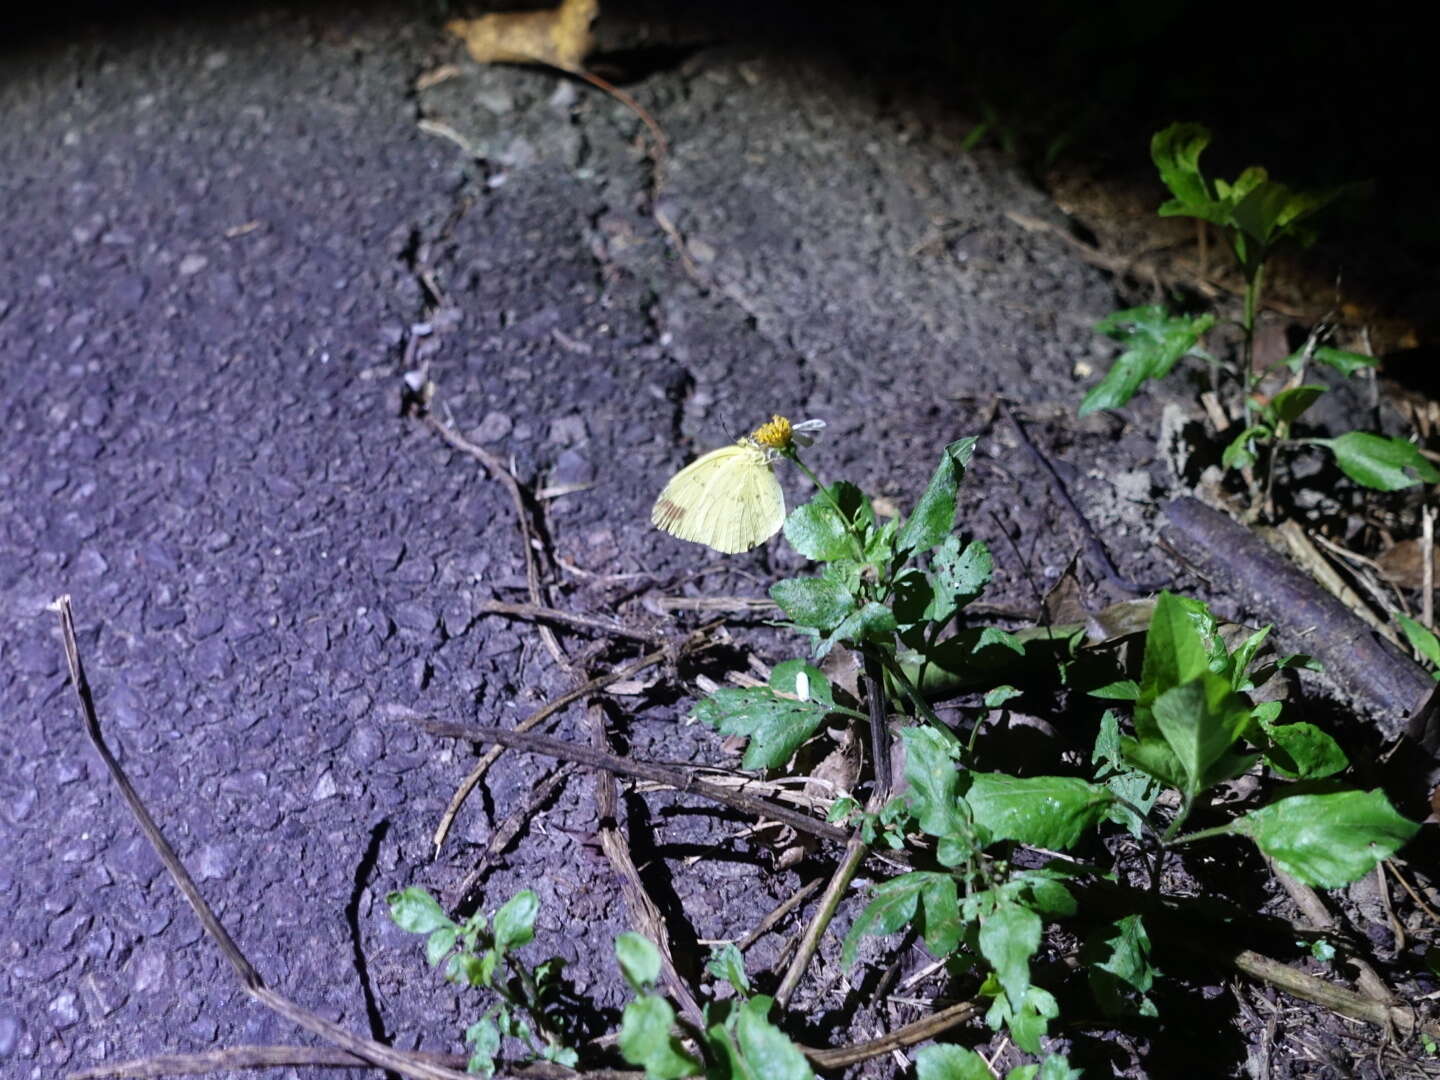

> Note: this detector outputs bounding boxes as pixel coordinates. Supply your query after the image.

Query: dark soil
[2,3,1436,1079]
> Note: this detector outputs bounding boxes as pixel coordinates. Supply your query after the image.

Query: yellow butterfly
[652,415,824,554]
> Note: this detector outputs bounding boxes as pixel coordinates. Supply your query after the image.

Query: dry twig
[54,596,475,1080]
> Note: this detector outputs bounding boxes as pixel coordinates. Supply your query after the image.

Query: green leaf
[492,889,538,951]
[1228,625,1273,690]
[465,1018,500,1078]
[1037,1056,1084,1080]
[1089,679,1140,701]
[615,931,662,991]
[821,601,899,657]
[619,996,701,1079]
[1120,734,1186,790]
[734,997,815,1080]
[1020,873,1078,918]
[920,873,963,957]
[1231,179,1297,245]
[707,943,751,995]
[422,926,456,968]
[1262,722,1349,779]
[1235,788,1419,887]
[784,482,868,561]
[842,872,935,966]
[1315,431,1440,491]
[692,662,832,769]
[979,901,1041,1011]
[1139,592,1213,716]
[1396,613,1440,670]
[1151,672,1258,796]
[976,626,1026,654]
[1081,307,1216,414]
[1084,914,1158,1017]
[448,951,489,987]
[1269,385,1326,425]
[387,887,454,934]
[1150,123,1222,220]
[901,726,965,839]
[1313,346,1378,377]
[985,983,1058,1055]
[925,537,993,623]
[985,685,1023,708]
[1222,425,1270,470]
[770,574,857,630]
[966,773,1114,850]
[916,1044,991,1080]
[896,438,977,554]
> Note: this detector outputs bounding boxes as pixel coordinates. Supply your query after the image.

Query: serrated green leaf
[842,872,934,966]
[1234,788,1419,887]
[1315,431,1440,491]
[707,943,751,994]
[916,1044,991,1080]
[492,889,538,951]
[387,887,454,935]
[784,482,868,561]
[770,574,857,630]
[1150,123,1221,219]
[966,773,1114,850]
[692,669,831,770]
[1084,914,1158,1017]
[896,438,977,554]
[925,536,993,623]
[615,931,662,991]
[920,873,963,957]
[820,600,898,657]
[985,982,1057,1055]
[1082,307,1216,414]
[619,996,701,1079]
[979,901,1041,1012]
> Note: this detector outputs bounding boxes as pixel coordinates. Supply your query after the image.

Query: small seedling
[387,886,577,1076]
[616,933,815,1080]
[1080,124,1430,513]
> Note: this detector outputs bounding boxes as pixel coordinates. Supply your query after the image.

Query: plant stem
[861,645,893,800]
[1167,820,1236,846]
[882,653,954,742]
[1160,794,1194,844]
[773,833,869,1010]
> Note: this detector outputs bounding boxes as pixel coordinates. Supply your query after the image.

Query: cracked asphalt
[1,4,1188,1076]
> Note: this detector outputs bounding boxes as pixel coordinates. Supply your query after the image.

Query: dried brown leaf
[446,0,597,71]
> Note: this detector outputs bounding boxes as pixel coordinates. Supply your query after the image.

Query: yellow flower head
[752,414,794,450]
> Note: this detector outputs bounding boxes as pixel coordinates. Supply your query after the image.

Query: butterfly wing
[652,444,785,553]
